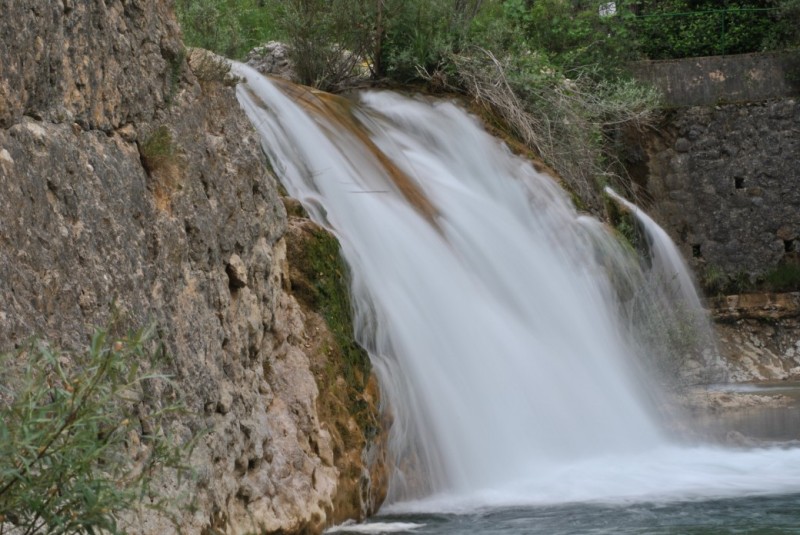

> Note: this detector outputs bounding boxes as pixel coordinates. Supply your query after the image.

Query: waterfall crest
[232,64,800,510]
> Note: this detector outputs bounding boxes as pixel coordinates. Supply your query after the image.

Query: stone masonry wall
[631,98,799,284]
[629,51,800,107]
[628,53,800,383]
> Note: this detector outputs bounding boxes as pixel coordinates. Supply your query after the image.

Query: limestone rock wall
[0,2,384,533]
[0,0,183,130]
[711,293,800,382]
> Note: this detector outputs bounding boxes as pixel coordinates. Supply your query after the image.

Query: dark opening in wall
[692,244,702,258]
[734,177,745,189]
[786,240,795,253]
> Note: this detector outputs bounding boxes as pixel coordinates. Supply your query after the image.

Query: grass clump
[139,126,184,212]
[764,263,800,292]
[0,322,193,535]
[139,126,178,175]
[700,263,800,296]
[701,264,729,296]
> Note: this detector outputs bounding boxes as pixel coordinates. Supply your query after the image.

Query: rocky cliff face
[711,293,800,382]
[0,2,385,533]
[0,0,182,130]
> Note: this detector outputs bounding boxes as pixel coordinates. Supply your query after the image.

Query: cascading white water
[232,64,800,511]
[604,187,703,313]
[604,187,725,384]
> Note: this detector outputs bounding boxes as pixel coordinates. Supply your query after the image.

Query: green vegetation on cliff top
[176,0,800,68]
[177,0,800,292]
[175,0,796,211]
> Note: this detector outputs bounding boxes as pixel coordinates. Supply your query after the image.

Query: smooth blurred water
[233,64,800,525]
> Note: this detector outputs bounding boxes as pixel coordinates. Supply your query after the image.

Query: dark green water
[331,495,800,534]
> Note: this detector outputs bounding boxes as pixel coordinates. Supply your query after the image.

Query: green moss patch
[285,220,371,392]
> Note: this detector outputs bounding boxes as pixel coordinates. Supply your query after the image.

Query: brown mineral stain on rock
[258,78,439,226]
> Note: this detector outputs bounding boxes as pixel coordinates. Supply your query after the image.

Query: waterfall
[232,64,800,512]
[604,187,724,384]
[604,187,703,313]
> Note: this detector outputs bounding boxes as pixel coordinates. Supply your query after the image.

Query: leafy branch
[0,322,195,535]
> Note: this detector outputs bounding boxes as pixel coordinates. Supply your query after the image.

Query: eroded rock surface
[0,0,183,130]
[711,293,800,382]
[0,3,385,533]
[246,41,298,82]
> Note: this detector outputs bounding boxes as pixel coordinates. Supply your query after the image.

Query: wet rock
[723,430,763,448]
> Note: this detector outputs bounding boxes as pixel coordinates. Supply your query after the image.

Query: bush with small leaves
[0,323,193,535]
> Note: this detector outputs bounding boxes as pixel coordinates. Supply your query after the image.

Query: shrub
[375,0,482,81]
[477,0,799,67]
[275,0,374,90]
[444,46,661,209]
[764,263,800,292]
[0,323,192,534]
[486,0,640,76]
[632,0,793,59]
[176,0,282,59]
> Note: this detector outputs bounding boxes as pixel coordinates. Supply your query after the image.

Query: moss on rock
[284,215,386,521]
[285,220,371,388]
